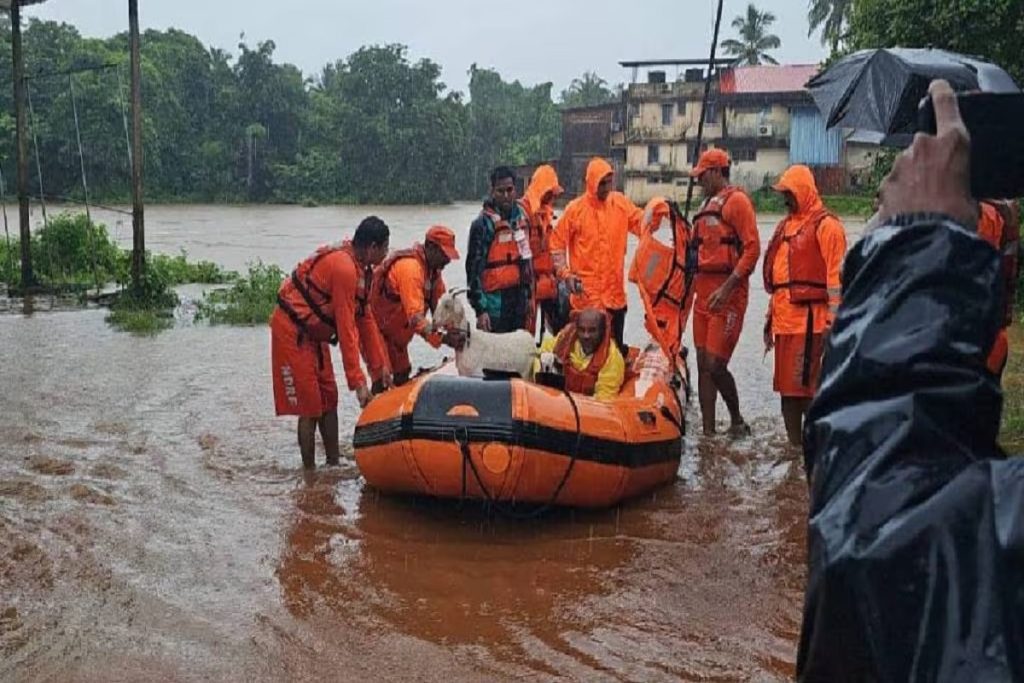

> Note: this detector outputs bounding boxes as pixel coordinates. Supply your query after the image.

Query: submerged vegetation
[0,212,236,334]
[196,261,284,326]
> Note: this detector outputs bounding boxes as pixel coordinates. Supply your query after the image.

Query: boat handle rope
[453,386,582,519]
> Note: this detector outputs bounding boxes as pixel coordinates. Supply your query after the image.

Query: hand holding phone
[917,91,1024,199]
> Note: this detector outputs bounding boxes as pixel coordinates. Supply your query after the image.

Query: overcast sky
[28,0,828,95]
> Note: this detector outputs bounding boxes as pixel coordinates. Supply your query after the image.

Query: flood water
[1,203,866,681]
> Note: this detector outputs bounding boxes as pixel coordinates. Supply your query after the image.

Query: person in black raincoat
[798,80,1024,682]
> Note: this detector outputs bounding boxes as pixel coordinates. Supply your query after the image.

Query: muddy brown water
[1,203,866,681]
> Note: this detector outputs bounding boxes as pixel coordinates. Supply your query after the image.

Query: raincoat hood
[585,157,614,200]
[643,197,671,232]
[773,165,824,217]
[524,164,563,211]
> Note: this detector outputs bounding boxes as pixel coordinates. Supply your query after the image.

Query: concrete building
[559,102,626,198]
[616,61,861,205]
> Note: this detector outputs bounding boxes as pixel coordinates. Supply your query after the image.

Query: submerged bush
[196,261,284,325]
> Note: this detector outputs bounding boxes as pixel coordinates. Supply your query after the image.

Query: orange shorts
[773,333,825,398]
[271,308,339,417]
[987,328,1009,376]
[692,290,747,363]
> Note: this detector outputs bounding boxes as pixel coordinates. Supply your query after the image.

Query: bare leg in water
[319,411,340,465]
[698,349,749,436]
[297,417,318,469]
[697,349,719,435]
[781,397,811,447]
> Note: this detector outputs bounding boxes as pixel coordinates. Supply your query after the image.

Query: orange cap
[690,148,731,178]
[425,225,460,261]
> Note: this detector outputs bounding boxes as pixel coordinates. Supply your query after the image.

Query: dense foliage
[0,20,572,205]
[847,0,1024,85]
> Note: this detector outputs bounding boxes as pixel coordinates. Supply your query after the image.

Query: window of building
[648,144,660,165]
[661,103,673,126]
[730,148,757,162]
[704,99,719,124]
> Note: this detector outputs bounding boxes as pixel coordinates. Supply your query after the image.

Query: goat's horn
[448,287,469,298]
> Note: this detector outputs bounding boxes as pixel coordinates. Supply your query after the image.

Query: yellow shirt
[534,334,625,401]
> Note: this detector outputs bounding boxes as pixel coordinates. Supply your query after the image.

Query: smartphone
[917,92,1024,199]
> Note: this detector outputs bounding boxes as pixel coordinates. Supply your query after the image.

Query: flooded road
[2,203,865,681]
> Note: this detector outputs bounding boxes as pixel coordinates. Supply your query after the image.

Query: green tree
[721,3,782,66]
[848,0,1024,84]
[808,0,852,55]
[560,71,618,108]
[466,65,561,196]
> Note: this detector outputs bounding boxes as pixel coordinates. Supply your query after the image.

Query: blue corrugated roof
[789,107,842,165]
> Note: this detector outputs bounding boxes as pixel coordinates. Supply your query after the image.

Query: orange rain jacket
[522,164,562,302]
[371,244,446,350]
[550,157,643,311]
[765,165,847,336]
[277,242,389,391]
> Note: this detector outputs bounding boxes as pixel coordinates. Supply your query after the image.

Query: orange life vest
[762,209,833,304]
[692,187,745,275]
[371,244,441,341]
[552,313,612,396]
[481,202,530,292]
[276,241,370,344]
[528,205,557,301]
[631,209,690,309]
[983,199,1021,327]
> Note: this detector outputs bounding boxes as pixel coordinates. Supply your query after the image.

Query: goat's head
[433,287,468,330]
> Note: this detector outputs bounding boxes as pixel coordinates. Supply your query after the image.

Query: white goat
[431,288,538,380]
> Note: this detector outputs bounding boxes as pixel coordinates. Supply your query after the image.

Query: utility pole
[11,1,32,287]
[683,0,726,219]
[128,0,145,290]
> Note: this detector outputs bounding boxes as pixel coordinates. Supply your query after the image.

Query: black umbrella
[806,48,1019,146]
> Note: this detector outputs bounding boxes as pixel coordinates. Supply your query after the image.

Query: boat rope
[454,384,583,519]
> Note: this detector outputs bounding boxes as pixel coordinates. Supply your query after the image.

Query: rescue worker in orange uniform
[690,149,760,437]
[550,157,643,355]
[271,216,392,469]
[369,225,466,393]
[629,196,693,376]
[534,307,626,401]
[522,164,569,335]
[466,166,534,333]
[976,199,1021,376]
[763,165,847,446]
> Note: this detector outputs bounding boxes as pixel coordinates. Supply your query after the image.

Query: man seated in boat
[533,307,625,401]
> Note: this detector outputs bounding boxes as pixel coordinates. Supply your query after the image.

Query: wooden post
[128,0,145,290]
[11,1,32,287]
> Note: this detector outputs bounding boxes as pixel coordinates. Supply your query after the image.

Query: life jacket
[371,244,441,341]
[691,187,745,275]
[552,312,612,396]
[631,204,690,309]
[762,209,833,304]
[276,241,370,344]
[529,204,558,301]
[481,202,530,292]
[983,199,1021,327]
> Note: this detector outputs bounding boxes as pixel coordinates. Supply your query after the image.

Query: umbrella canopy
[807,48,1019,146]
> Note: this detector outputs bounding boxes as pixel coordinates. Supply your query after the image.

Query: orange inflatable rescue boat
[353,346,684,509]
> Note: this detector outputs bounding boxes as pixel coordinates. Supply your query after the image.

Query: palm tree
[808,0,852,55]
[721,4,782,66]
[560,72,617,108]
